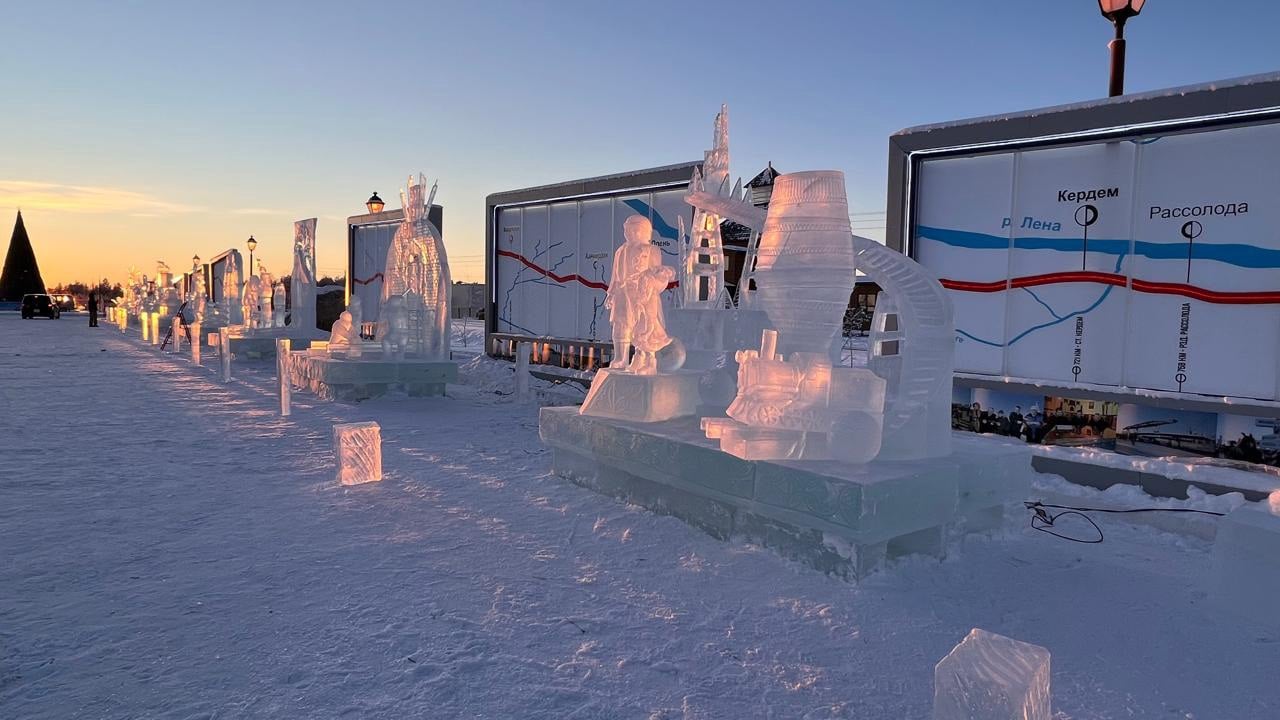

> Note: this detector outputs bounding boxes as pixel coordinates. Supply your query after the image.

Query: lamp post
[1098,0,1146,97]
[366,192,385,214]
[246,235,257,275]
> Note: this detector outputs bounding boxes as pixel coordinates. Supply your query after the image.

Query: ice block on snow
[1213,501,1280,628]
[334,421,382,485]
[933,628,1051,720]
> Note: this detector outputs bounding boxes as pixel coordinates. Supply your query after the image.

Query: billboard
[911,118,1280,403]
[490,184,694,343]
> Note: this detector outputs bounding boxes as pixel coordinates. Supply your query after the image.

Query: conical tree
[0,211,47,301]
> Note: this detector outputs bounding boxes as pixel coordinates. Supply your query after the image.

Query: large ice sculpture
[933,628,1051,720]
[243,270,261,330]
[328,296,363,358]
[376,174,451,359]
[608,215,678,375]
[291,218,317,332]
[272,278,287,328]
[681,105,730,308]
[258,266,274,329]
[334,421,382,485]
[696,171,887,462]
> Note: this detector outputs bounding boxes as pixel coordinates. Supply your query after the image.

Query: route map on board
[913,121,1280,402]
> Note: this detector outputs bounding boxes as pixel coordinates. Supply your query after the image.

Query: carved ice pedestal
[933,629,1051,720]
[334,421,382,485]
[1212,503,1280,629]
[288,351,457,402]
[540,407,1033,579]
[579,369,701,423]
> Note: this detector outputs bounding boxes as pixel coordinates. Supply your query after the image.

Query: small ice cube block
[933,628,1051,720]
[334,421,382,485]
[1213,503,1280,628]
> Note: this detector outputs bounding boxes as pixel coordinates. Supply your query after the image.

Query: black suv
[20,294,61,319]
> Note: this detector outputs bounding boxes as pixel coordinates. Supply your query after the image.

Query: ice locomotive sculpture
[578,216,697,422]
[695,171,886,462]
[376,173,451,360]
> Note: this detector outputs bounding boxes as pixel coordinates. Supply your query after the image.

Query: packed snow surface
[2,315,1278,718]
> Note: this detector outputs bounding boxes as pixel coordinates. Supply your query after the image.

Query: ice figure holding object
[606,215,677,375]
[933,628,1051,720]
[379,295,410,361]
[378,173,451,359]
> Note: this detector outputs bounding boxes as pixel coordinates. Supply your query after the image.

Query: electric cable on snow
[1023,500,1226,544]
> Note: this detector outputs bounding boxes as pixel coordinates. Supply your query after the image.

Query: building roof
[746,162,780,188]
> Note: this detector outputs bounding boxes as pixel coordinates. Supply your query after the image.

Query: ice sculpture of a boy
[606,215,675,375]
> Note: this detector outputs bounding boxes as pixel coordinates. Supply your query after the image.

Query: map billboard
[910,118,1280,403]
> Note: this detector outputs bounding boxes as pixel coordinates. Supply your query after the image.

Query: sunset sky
[4,0,1278,286]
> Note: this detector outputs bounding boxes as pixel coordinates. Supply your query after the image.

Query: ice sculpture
[272,279,287,328]
[579,214,698,422]
[376,174,451,359]
[243,271,261,330]
[328,296,363,358]
[291,218,317,333]
[379,295,410,361]
[334,421,382,485]
[933,628,1051,720]
[223,250,245,326]
[681,104,730,308]
[855,234,955,461]
[607,215,678,375]
[190,267,206,365]
[696,171,887,463]
[258,267,274,329]
[219,327,232,382]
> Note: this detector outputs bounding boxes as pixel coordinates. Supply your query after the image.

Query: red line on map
[497,249,679,291]
[940,271,1280,304]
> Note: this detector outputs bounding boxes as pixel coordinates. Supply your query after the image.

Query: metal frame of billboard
[886,72,1280,417]
[483,161,701,357]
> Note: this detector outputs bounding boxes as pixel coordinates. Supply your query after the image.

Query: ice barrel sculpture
[752,171,856,358]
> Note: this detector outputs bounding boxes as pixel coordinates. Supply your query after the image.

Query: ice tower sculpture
[291,218,317,333]
[681,105,731,308]
[377,174,451,359]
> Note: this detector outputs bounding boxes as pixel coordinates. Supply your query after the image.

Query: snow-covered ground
[2,314,1278,719]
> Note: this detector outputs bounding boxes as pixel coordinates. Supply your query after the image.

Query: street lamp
[1098,0,1146,97]
[246,235,257,274]
[366,192,385,214]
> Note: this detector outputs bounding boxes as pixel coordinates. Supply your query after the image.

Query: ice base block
[288,351,457,401]
[540,407,1033,579]
[578,368,701,423]
[1212,504,1280,629]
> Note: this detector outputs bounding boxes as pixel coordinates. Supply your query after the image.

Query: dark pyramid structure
[0,210,47,301]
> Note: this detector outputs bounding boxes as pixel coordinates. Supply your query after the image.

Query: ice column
[334,421,382,485]
[933,628,1051,720]
[190,323,201,365]
[276,338,291,416]
[170,318,182,353]
[150,313,160,346]
[219,328,232,383]
[515,342,532,401]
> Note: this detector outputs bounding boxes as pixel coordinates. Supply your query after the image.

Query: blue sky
[3,0,1277,283]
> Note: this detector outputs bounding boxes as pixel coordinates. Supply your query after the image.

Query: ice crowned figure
[606,215,675,375]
